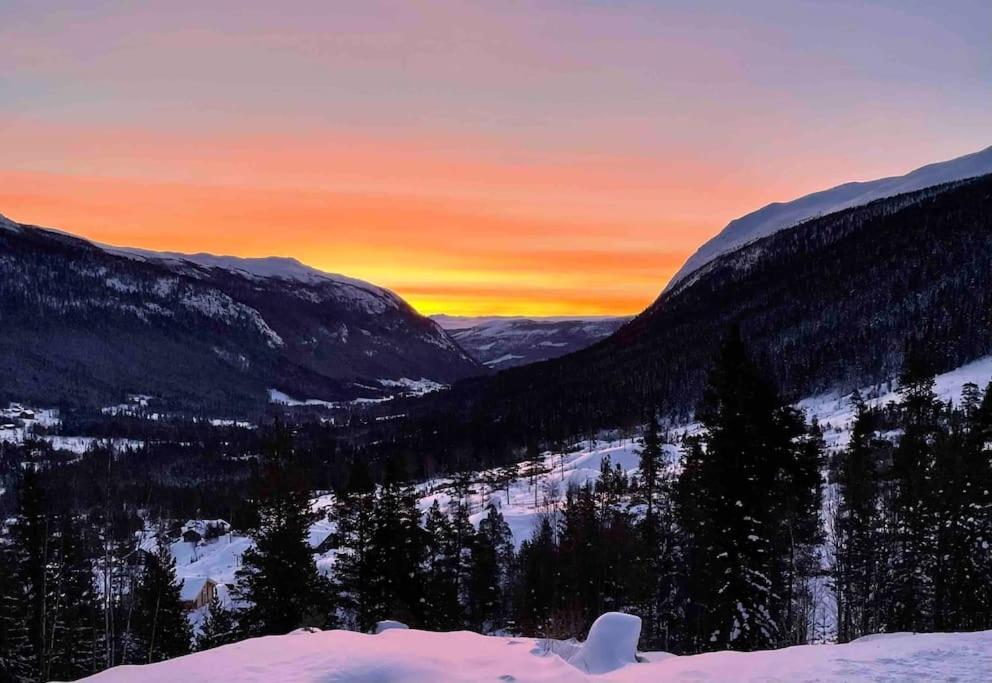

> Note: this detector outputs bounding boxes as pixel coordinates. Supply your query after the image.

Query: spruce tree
[233,423,332,636]
[886,352,939,632]
[48,513,102,680]
[467,504,513,631]
[196,594,237,651]
[832,401,886,642]
[422,501,461,630]
[332,458,379,632]
[677,327,821,652]
[370,459,426,627]
[132,541,192,664]
[3,468,53,681]
[512,517,558,637]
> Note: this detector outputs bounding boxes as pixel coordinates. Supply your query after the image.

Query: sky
[1,1,989,316]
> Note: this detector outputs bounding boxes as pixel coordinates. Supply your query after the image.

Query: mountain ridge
[0,216,481,412]
[665,144,992,293]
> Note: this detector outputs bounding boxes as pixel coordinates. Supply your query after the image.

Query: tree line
[2,330,991,681]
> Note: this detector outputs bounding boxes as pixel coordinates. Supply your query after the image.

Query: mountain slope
[666,145,992,292]
[430,174,992,442]
[434,316,630,368]
[0,216,481,412]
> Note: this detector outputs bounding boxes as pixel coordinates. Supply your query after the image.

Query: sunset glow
[2,1,989,315]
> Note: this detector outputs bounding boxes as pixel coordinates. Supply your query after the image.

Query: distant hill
[432,316,630,369]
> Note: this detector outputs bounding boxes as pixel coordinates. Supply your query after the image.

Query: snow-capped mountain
[0,216,481,412]
[447,172,992,437]
[432,316,630,369]
[666,144,992,293]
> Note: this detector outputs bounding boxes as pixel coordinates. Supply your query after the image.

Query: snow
[0,404,142,453]
[799,354,992,450]
[377,377,447,396]
[486,353,526,367]
[74,625,992,682]
[0,212,21,233]
[267,389,338,408]
[179,576,213,602]
[375,620,410,634]
[416,438,673,549]
[109,248,404,314]
[666,145,992,293]
[567,612,641,674]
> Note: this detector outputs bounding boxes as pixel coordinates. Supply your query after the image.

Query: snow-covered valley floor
[77,625,992,682]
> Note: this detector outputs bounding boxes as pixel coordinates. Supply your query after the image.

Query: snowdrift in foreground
[77,625,992,682]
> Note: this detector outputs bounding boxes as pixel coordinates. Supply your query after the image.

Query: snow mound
[375,620,410,634]
[74,627,992,682]
[567,612,641,674]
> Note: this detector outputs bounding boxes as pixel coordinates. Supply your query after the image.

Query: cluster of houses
[1,403,36,431]
[135,519,232,611]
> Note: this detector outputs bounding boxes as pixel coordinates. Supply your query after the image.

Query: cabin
[180,576,218,611]
[182,519,231,542]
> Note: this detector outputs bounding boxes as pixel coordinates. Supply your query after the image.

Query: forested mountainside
[0,218,480,412]
[406,174,992,445]
[435,316,630,368]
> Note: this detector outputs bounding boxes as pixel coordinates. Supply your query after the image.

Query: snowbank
[75,626,992,682]
[375,620,410,634]
[568,612,641,674]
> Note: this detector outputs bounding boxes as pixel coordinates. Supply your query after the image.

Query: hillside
[667,144,992,291]
[424,174,992,442]
[0,217,481,412]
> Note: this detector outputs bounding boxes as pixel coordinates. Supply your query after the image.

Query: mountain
[432,316,630,368]
[666,145,992,293]
[0,215,481,412]
[422,173,992,443]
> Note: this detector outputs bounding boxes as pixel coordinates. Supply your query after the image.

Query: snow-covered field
[75,622,992,682]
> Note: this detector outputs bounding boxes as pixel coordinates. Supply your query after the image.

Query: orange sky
[1,1,989,316]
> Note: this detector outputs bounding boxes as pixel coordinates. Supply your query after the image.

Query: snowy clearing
[75,625,992,682]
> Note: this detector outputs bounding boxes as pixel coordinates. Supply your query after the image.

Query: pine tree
[233,423,332,636]
[832,401,886,642]
[512,517,558,637]
[3,468,53,681]
[370,459,426,627]
[132,541,192,663]
[963,381,992,628]
[886,351,939,632]
[332,458,379,632]
[196,594,237,651]
[677,327,821,652]
[467,504,513,631]
[630,413,680,651]
[422,501,461,630]
[48,513,102,680]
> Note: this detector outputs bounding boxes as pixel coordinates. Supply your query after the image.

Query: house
[180,576,218,611]
[182,519,231,541]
